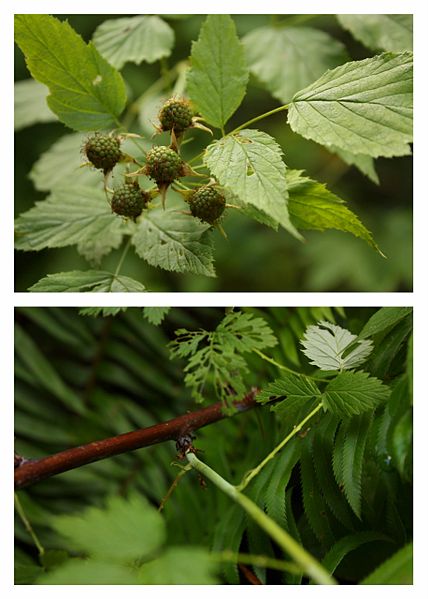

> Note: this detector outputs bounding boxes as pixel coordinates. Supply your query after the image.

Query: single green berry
[159,98,193,133]
[145,146,185,185]
[84,134,122,173]
[111,182,148,219]
[188,186,226,225]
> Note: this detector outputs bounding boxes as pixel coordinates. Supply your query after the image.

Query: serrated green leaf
[79,307,127,317]
[187,15,248,129]
[15,186,127,263]
[30,133,100,192]
[287,170,382,253]
[29,270,145,292]
[36,560,138,585]
[301,321,373,371]
[288,52,413,158]
[205,129,300,237]
[338,15,412,52]
[257,373,321,405]
[329,146,379,184]
[323,372,390,418]
[332,415,372,518]
[143,307,171,326]
[93,16,174,69]
[361,543,412,584]
[359,307,412,339]
[138,547,219,584]
[132,207,215,277]
[244,26,348,104]
[14,15,126,131]
[15,548,43,585]
[368,315,412,379]
[14,324,86,414]
[14,79,57,130]
[52,494,165,562]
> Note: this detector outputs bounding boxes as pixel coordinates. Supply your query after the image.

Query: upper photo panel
[14,14,413,292]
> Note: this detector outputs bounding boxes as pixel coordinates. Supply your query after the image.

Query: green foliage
[244,25,348,104]
[187,15,248,129]
[322,372,390,417]
[93,16,174,69]
[14,15,126,130]
[288,52,413,158]
[14,14,412,292]
[359,307,412,339]
[169,310,277,406]
[14,307,412,584]
[361,543,412,584]
[143,307,171,326]
[338,15,412,52]
[29,271,146,292]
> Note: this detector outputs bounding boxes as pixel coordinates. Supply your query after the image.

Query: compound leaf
[93,16,174,69]
[287,170,382,254]
[14,14,127,131]
[52,494,165,562]
[338,15,412,52]
[288,52,413,158]
[323,372,390,418]
[257,373,321,405]
[132,208,215,277]
[29,271,146,292]
[15,186,128,263]
[143,307,171,326]
[301,321,373,371]
[244,26,348,104]
[14,79,57,130]
[205,129,300,238]
[187,15,248,129]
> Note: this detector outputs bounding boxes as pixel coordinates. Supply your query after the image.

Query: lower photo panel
[14,307,413,585]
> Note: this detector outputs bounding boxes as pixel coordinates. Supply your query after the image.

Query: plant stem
[212,550,302,574]
[229,105,289,136]
[113,238,132,278]
[237,402,323,491]
[14,493,45,557]
[186,452,336,585]
[253,348,330,383]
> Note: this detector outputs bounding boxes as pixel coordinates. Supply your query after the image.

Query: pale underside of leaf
[301,321,373,371]
[15,186,128,263]
[93,16,174,69]
[29,270,146,292]
[337,15,412,53]
[132,208,215,277]
[14,79,57,130]
[205,129,300,238]
[288,52,413,158]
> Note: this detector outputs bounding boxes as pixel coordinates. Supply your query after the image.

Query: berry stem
[229,104,289,136]
[113,238,132,278]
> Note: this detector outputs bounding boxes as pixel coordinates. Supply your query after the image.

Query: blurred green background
[14,14,413,292]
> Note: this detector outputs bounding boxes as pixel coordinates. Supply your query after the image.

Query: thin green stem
[253,348,330,383]
[229,105,289,136]
[14,492,45,557]
[237,402,323,491]
[212,550,302,574]
[186,452,336,585]
[113,238,132,278]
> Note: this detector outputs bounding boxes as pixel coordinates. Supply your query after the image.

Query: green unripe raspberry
[84,134,122,172]
[159,98,193,133]
[111,182,148,219]
[145,146,185,185]
[188,186,226,225]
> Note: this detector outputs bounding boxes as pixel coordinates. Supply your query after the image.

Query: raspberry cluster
[111,182,148,219]
[159,98,193,134]
[145,146,185,186]
[84,134,122,173]
[188,186,226,225]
